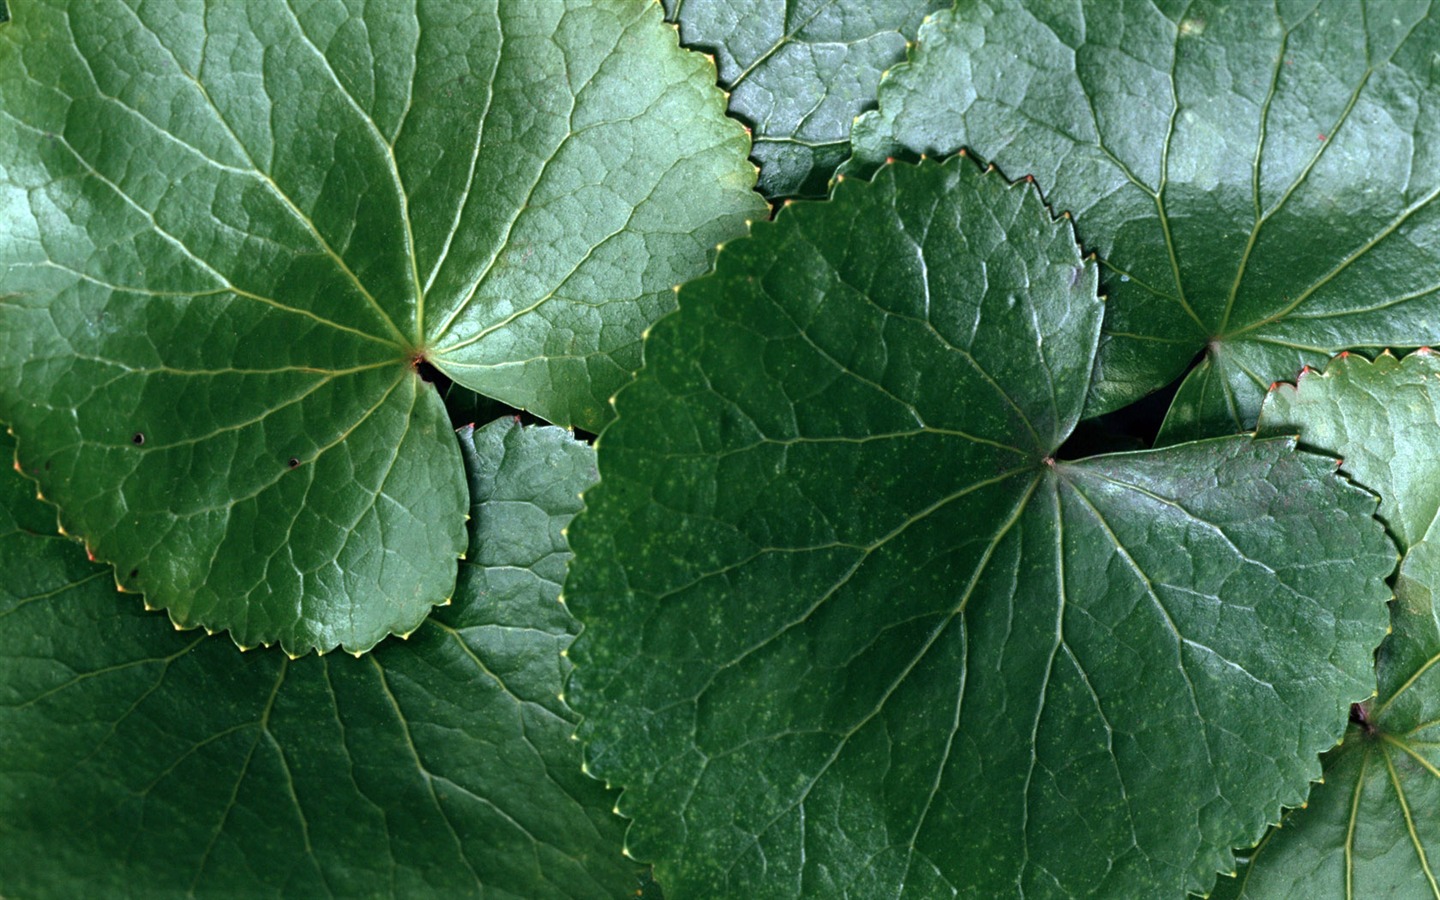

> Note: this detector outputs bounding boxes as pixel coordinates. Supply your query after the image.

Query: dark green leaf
[664,0,947,198]
[847,0,1440,439]
[565,159,1394,897]
[1215,350,1440,897]
[0,418,642,898]
[0,0,762,653]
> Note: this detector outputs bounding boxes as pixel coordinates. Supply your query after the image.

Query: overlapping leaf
[0,419,642,899]
[663,0,947,198]
[0,0,763,653]
[565,159,1394,897]
[847,0,1440,440]
[1215,350,1440,897]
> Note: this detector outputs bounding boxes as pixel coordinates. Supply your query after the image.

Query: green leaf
[1261,350,1440,551]
[0,0,763,653]
[663,0,947,199]
[0,418,643,899]
[1215,349,1440,897]
[565,159,1394,897]
[847,0,1440,439]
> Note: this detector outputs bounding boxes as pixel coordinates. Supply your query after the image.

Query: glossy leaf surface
[848,0,1440,438]
[565,159,1394,897]
[1215,350,1440,897]
[0,0,762,653]
[663,0,946,198]
[0,419,639,899]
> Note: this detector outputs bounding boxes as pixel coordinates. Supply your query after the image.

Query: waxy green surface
[565,159,1394,897]
[0,419,639,899]
[0,0,763,653]
[663,0,946,198]
[848,0,1440,439]
[1215,350,1440,897]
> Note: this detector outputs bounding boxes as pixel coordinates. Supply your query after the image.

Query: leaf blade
[0,0,762,652]
[1215,349,1440,897]
[565,159,1394,897]
[664,0,947,198]
[0,419,640,899]
[848,0,1440,433]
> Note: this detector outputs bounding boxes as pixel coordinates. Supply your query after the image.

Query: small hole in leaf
[131,432,145,445]
[128,568,139,579]
[288,457,300,469]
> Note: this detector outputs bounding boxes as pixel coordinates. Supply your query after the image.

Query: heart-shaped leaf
[1215,349,1440,897]
[663,0,947,198]
[847,0,1440,440]
[0,418,641,898]
[564,158,1394,897]
[0,0,763,653]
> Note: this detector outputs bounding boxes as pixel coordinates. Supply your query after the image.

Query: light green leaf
[0,418,642,899]
[565,159,1394,897]
[663,0,947,198]
[1215,349,1440,897]
[0,0,763,653]
[1260,350,1440,551]
[847,0,1440,439]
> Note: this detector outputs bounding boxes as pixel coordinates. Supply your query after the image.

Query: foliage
[2,1,1437,897]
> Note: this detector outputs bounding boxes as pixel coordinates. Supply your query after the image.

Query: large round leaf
[0,0,763,653]
[847,0,1440,439]
[663,0,947,199]
[564,159,1395,897]
[0,419,642,898]
[1216,350,1440,897]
